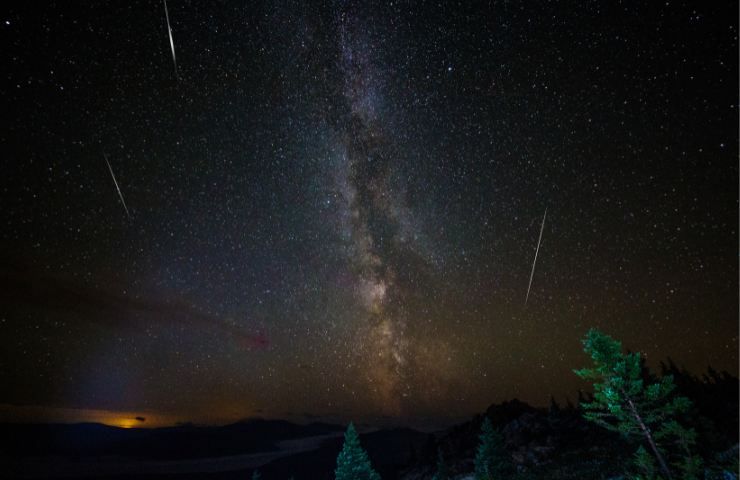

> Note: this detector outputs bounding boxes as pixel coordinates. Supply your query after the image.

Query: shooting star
[525,207,547,306]
[163,0,177,76]
[103,154,131,219]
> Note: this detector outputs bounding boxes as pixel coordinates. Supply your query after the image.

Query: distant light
[117,418,137,429]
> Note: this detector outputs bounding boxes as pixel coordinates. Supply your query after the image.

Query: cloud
[0,262,268,349]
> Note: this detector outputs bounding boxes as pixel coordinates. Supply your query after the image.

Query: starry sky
[0,1,737,428]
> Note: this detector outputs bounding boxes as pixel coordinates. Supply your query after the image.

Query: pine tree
[574,328,700,480]
[431,447,450,480]
[633,445,658,479]
[334,423,381,480]
[474,417,512,480]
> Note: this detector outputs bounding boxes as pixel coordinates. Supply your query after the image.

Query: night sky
[0,1,737,428]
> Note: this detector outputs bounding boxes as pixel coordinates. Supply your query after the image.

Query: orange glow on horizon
[114,417,139,429]
[0,403,258,428]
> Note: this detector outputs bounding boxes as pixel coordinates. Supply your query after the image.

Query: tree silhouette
[334,423,381,480]
[474,417,512,479]
[574,328,701,480]
[431,446,450,480]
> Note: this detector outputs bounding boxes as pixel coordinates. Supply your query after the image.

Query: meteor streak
[163,0,177,76]
[525,208,547,306]
[103,154,131,219]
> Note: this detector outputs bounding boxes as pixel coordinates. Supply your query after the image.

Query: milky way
[333,10,408,413]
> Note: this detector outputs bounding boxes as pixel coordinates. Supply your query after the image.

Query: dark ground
[2,366,737,480]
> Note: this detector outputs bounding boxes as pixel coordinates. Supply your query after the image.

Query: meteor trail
[104,154,131,219]
[163,0,177,76]
[525,208,547,306]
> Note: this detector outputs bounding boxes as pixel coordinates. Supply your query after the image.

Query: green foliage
[474,417,513,480]
[632,446,659,479]
[334,423,381,480]
[431,447,450,480]
[675,455,703,480]
[574,329,701,480]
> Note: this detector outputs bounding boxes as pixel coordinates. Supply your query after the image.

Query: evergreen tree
[574,328,701,480]
[633,445,658,479]
[431,447,450,480]
[334,423,381,480]
[474,417,512,479]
